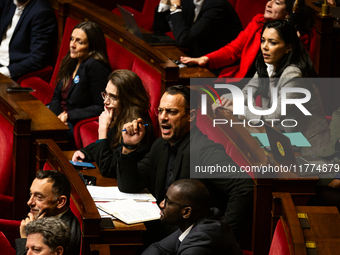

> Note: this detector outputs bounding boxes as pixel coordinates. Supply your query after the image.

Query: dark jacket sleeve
[153,0,241,49]
[49,80,63,116]
[142,230,181,255]
[67,59,111,122]
[15,238,27,255]
[82,123,153,179]
[8,1,57,79]
[49,58,111,121]
[190,130,254,241]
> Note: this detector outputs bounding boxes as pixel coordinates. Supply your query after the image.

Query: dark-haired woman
[215,20,330,156]
[72,69,155,178]
[181,0,311,79]
[49,21,111,132]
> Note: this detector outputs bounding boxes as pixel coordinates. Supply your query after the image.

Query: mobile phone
[69,160,95,169]
[7,87,34,92]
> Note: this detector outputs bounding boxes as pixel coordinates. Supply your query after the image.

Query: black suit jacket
[49,58,111,124]
[0,0,57,79]
[15,209,81,255]
[153,0,242,57]
[117,126,254,240]
[142,208,243,255]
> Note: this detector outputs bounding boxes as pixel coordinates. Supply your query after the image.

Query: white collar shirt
[0,0,30,77]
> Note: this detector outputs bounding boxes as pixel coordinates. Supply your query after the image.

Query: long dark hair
[108,70,154,149]
[56,21,110,88]
[254,20,316,99]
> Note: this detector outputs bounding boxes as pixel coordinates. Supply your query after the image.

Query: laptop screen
[117,4,143,39]
[264,123,297,166]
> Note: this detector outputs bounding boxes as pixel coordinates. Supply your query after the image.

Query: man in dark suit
[153,0,242,57]
[15,170,81,255]
[118,85,254,242]
[0,0,57,80]
[142,179,243,254]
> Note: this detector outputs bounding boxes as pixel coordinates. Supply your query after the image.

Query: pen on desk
[122,123,148,132]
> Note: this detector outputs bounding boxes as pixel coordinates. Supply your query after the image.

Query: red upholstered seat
[235,0,268,28]
[132,57,161,136]
[0,114,14,219]
[20,17,79,104]
[196,109,254,178]
[0,231,16,255]
[269,219,292,255]
[0,219,20,249]
[106,38,135,71]
[73,117,99,149]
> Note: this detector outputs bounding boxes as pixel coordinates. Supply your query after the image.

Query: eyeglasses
[155,107,185,117]
[101,91,118,103]
[164,196,189,207]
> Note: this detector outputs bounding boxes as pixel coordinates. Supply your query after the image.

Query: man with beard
[142,179,243,254]
[16,170,80,255]
[0,0,57,80]
[118,85,254,243]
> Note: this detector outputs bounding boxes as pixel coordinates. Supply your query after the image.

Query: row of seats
[20,17,162,149]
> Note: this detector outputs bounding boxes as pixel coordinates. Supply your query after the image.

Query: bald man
[142,179,243,255]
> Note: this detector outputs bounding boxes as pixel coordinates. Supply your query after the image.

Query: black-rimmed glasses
[164,196,190,207]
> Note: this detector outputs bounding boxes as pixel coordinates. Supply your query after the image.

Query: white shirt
[0,0,30,78]
[178,224,194,242]
[158,0,205,22]
[266,63,275,77]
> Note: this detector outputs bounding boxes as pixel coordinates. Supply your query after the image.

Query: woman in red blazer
[180,0,311,79]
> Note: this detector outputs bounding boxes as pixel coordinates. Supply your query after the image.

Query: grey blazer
[222,66,331,156]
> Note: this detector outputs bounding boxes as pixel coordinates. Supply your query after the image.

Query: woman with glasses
[71,69,155,178]
[49,21,111,134]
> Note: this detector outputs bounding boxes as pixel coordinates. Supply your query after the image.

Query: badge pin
[74,75,80,84]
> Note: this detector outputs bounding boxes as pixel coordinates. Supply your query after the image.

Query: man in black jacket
[153,0,242,57]
[0,0,57,79]
[142,179,243,254]
[118,85,253,242]
[16,170,81,255]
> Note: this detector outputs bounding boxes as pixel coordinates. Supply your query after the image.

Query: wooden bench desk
[51,0,215,93]
[36,139,146,255]
[272,192,340,255]
[0,74,69,219]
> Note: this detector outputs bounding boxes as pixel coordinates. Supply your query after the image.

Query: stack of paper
[87,186,156,202]
[87,186,160,224]
[97,200,160,224]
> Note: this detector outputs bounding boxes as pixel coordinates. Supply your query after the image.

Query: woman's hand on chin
[98,107,113,139]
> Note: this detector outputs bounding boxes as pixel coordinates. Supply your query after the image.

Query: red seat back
[132,57,161,135]
[0,114,14,196]
[235,0,267,28]
[196,109,253,178]
[49,17,79,88]
[0,231,16,255]
[0,220,20,249]
[269,219,293,255]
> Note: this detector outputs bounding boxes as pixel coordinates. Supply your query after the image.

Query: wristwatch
[170,4,182,12]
